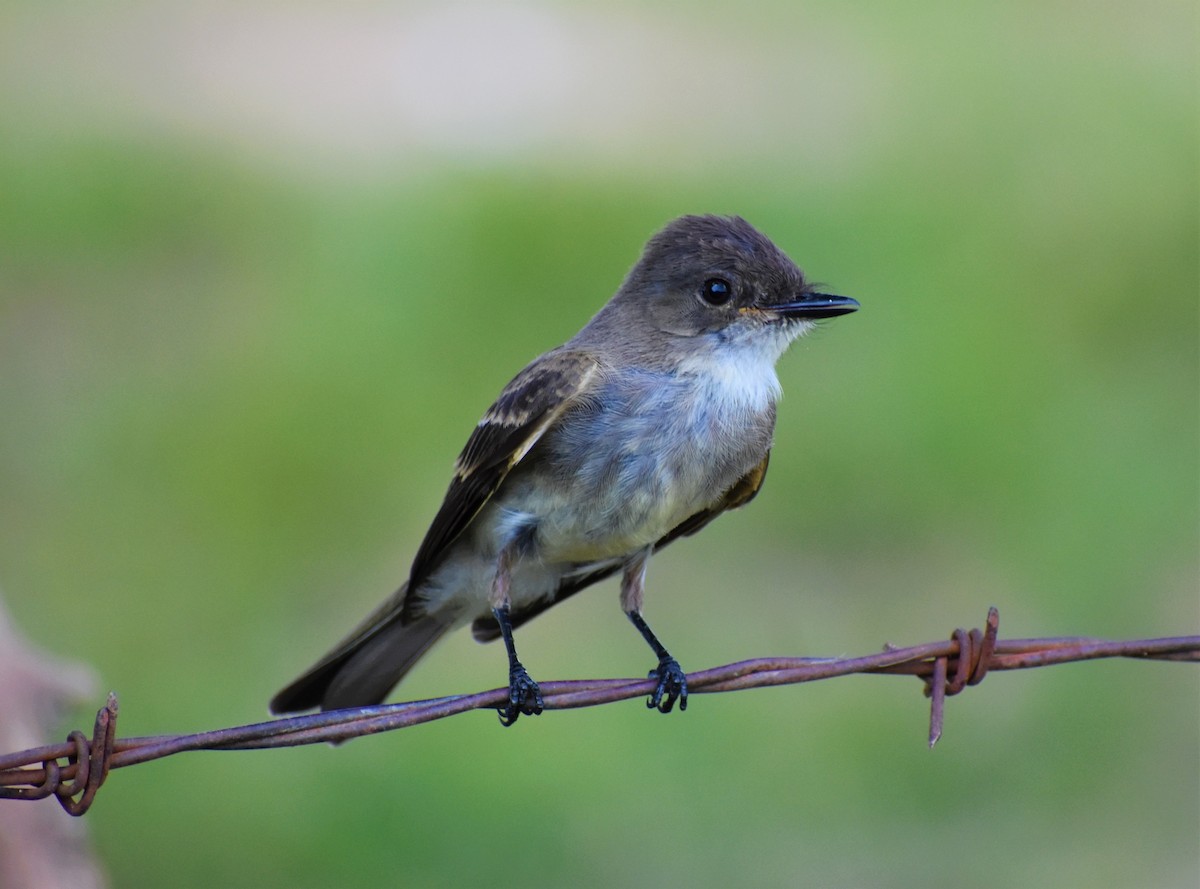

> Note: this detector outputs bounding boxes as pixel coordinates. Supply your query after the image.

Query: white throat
[675,341,783,413]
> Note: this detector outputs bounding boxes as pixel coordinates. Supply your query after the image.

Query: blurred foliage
[0,2,1196,887]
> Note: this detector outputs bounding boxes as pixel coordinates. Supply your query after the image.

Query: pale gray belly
[490,371,775,563]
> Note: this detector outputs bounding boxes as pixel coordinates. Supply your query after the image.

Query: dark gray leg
[621,549,687,713]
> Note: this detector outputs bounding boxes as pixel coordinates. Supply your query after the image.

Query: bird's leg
[627,611,688,713]
[621,546,688,713]
[490,543,542,726]
[491,605,543,726]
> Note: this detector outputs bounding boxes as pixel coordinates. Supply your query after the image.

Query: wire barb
[0,692,117,815]
[923,606,1000,747]
[0,609,1196,816]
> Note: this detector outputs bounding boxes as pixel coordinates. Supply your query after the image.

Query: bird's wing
[271,349,602,712]
[404,348,604,602]
[471,450,772,641]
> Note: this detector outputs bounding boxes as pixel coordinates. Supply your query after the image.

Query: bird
[270,214,859,725]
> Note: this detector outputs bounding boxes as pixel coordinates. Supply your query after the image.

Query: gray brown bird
[270,215,858,725]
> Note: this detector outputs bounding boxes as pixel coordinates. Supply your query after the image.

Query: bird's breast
[498,364,777,562]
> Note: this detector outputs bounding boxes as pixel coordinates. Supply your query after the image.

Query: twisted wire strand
[1,608,1196,816]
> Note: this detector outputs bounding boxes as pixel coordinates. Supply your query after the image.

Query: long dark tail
[270,585,454,713]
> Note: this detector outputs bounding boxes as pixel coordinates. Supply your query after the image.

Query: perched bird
[270,215,858,725]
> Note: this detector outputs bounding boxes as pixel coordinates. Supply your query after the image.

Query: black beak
[772,292,859,319]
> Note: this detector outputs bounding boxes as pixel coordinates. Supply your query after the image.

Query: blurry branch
[0,593,107,888]
[1,608,1197,818]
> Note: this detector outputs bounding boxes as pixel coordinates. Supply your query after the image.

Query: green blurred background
[1,1,1196,886]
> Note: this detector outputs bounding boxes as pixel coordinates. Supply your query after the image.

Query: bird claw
[646,657,688,713]
[497,663,543,727]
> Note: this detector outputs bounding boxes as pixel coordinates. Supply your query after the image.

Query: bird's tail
[270,584,454,714]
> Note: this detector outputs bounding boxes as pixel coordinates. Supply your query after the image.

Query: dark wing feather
[471,450,772,641]
[404,349,603,605]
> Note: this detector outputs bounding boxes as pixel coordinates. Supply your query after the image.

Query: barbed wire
[1,608,1197,817]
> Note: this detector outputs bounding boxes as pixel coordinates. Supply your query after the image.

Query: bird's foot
[646,657,688,713]
[498,662,543,727]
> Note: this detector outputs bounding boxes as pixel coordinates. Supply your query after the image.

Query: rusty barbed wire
[1,608,1197,816]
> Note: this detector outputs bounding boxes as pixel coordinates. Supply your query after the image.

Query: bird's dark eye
[701,278,733,306]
